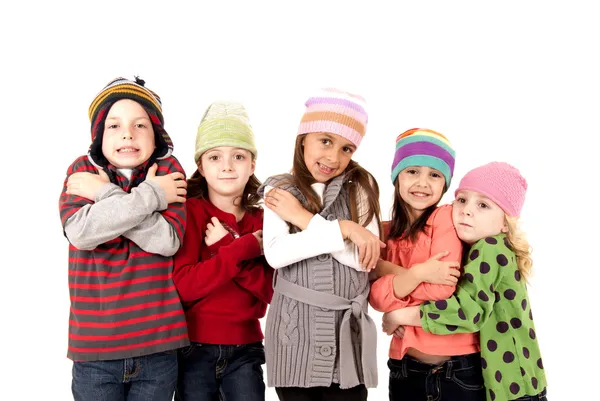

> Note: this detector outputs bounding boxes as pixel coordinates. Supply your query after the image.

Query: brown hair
[280,135,382,235]
[187,156,262,212]
[387,177,446,242]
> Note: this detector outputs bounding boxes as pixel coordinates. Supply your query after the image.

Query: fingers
[210,217,222,227]
[448,268,461,277]
[168,172,185,181]
[98,169,109,180]
[430,251,449,261]
[147,163,158,178]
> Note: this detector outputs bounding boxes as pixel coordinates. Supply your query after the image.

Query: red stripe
[162,213,183,239]
[71,286,176,302]
[71,297,180,316]
[69,274,172,290]
[68,333,188,353]
[69,321,187,341]
[70,310,184,328]
[68,259,171,272]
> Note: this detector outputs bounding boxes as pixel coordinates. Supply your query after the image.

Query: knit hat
[297,88,368,148]
[455,162,528,217]
[194,101,257,163]
[87,76,173,166]
[391,128,456,188]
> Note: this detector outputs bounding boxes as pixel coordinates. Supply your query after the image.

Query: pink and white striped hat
[297,88,368,147]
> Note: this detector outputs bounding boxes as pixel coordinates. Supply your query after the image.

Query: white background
[1,1,598,400]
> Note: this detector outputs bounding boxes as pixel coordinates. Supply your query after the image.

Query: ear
[250,159,256,175]
[501,222,509,233]
[197,161,205,177]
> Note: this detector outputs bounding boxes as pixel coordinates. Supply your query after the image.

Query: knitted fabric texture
[297,88,368,148]
[455,161,528,217]
[194,101,257,163]
[87,76,172,166]
[391,128,456,188]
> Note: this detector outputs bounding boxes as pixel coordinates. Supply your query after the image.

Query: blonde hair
[504,215,533,282]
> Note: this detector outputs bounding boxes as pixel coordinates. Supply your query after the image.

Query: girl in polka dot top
[382,162,548,401]
[370,129,485,401]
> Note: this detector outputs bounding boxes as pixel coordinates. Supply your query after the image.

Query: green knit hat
[194,101,257,163]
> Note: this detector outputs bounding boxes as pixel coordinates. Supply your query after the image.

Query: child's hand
[146,163,187,204]
[265,188,313,229]
[413,251,460,285]
[205,217,229,246]
[66,169,110,200]
[339,221,386,272]
[393,325,406,339]
[253,230,264,254]
[382,309,404,335]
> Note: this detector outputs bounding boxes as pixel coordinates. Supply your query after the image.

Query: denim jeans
[514,388,548,401]
[275,383,368,401]
[175,342,266,401]
[72,350,178,401]
[388,352,485,401]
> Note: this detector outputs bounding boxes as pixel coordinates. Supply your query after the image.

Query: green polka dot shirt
[420,234,547,401]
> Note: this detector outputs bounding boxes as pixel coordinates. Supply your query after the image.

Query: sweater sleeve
[262,185,346,269]
[173,202,262,303]
[400,206,462,303]
[233,257,275,304]
[420,237,504,335]
[60,157,167,250]
[122,157,187,256]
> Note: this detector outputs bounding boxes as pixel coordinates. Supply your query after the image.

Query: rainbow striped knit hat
[391,128,456,189]
[87,76,173,166]
[297,88,368,147]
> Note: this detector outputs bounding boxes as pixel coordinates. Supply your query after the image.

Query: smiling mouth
[317,162,336,174]
[410,191,431,198]
[117,147,139,153]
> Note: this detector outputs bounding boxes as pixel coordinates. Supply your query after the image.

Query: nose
[122,129,133,140]
[326,148,339,164]
[222,158,233,171]
[417,174,429,187]
[461,203,473,216]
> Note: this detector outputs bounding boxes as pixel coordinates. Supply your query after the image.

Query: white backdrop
[1,1,597,400]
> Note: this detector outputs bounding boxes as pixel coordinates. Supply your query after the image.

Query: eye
[342,146,354,154]
[135,123,147,129]
[406,169,418,175]
[455,197,466,204]
[478,202,489,209]
[320,139,331,145]
[106,124,118,129]
[208,155,219,161]
[234,154,245,160]
[431,172,442,178]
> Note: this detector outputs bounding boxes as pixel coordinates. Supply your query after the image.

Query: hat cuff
[297,121,363,147]
[391,155,452,189]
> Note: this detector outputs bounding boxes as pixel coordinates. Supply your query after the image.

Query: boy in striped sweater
[59,77,189,401]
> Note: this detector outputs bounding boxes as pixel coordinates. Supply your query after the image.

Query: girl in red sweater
[173,102,273,401]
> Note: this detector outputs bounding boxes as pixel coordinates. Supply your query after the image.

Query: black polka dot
[503,237,510,248]
[523,347,530,358]
[532,377,538,389]
[469,249,480,260]
[487,340,498,351]
[537,358,544,369]
[423,300,430,306]
[489,389,496,400]
[521,299,527,311]
[497,254,508,266]
[504,289,516,300]
[458,308,466,320]
[478,291,489,302]
[481,357,487,369]
[420,310,423,318]
[446,324,458,331]
[529,328,536,339]
[494,291,501,303]
[511,318,522,329]
[496,321,509,333]
[520,367,526,376]
[428,313,440,320]
[435,300,447,310]
[529,310,533,320]
[480,261,491,274]
[503,351,515,363]
[473,313,481,324]
[465,273,474,283]
[510,383,520,394]
[490,284,495,292]
[485,237,498,244]
[515,270,521,282]
[495,370,502,382]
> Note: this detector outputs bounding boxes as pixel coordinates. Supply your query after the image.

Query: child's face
[302,132,356,183]
[199,147,255,199]
[101,99,156,169]
[452,190,507,244]
[397,166,445,221]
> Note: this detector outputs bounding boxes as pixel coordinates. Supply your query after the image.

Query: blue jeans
[175,342,266,401]
[388,353,485,401]
[72,350,178,401]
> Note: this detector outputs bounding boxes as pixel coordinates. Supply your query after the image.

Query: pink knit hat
[297,88,368,147]
[455,162,528,216]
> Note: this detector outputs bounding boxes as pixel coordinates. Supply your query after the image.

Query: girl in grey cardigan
[258,88,384,401]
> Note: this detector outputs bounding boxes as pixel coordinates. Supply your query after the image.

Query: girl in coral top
[369,128,484,401]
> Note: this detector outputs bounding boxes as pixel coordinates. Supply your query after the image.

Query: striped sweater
[59,155,189,361]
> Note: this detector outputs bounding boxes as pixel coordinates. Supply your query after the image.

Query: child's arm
[419,238,503,334]
[173,205,263,304]
[233,257,275,304]
[122,160,187,256]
